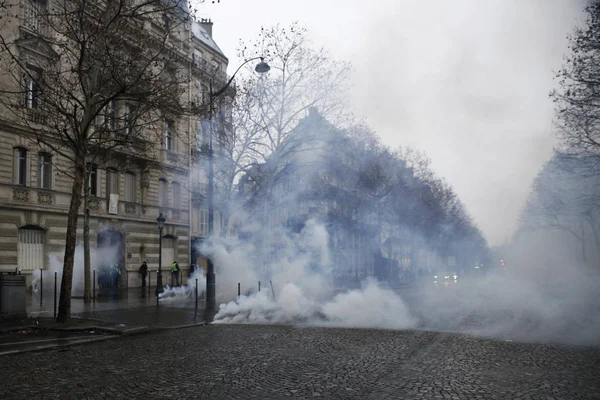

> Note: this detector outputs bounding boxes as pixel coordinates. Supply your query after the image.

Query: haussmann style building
[0,0,229,292]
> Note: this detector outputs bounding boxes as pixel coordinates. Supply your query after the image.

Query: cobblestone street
[1,324,599,399]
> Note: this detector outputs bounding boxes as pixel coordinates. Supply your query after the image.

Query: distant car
[433,271,458,285]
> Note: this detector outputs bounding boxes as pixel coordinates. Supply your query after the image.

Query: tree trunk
[83,168,91,303]
[57,159,86,323]
[580,219,589,267]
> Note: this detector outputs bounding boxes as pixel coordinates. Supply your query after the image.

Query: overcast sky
[194,0,585,246]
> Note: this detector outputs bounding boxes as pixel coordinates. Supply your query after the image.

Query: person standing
[139,261,148,287]
[113,264,121,289]
[172,261,180,286]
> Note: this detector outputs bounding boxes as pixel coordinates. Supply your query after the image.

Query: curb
[154,322,207,330]
[0,316,210,356]
[94,325,151,336]
[0,335,121,357]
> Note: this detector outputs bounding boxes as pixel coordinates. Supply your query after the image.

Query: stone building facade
[0,0,228,289]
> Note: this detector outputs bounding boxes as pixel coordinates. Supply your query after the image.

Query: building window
[172,181,181,209]
[159,178,168,207]
[37,152,51,189]
[162,237,175,268]
[13,147,28,186]
[107,169,119,196]
[124,172,136,202]
[24,0,46,33]
[123,104,135,136]
[87,164,97,196]
[164,119,174,151]
[201,85,209,105]
[192,208,199,233]
[199,209,208,237]
[193,51,202,67]
[195,80,204,105]
[106,100,116,132]
[18,227,45,271]
[24,66,42,109]
[197,119,210,150]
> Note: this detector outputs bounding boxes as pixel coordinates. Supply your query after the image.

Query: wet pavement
[0,324,598,399]
[0,286,208,355]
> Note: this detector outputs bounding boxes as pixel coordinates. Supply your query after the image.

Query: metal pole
[238,282,240,297]
[156,227,163,298]
[148,269,151,293]
[40,268,43,307]
[270,280,275,301]
[205,81,216,320]
[93,269,96,302]
[53,271,57,319]
[195,278,198,314]
[258,281,261,292]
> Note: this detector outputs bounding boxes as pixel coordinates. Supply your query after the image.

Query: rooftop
[191,19,227,59]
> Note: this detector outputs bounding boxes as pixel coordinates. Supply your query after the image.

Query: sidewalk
[1,286,208,356]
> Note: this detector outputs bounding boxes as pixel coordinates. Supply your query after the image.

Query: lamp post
[156,212,166,297]
[204,57,270,321]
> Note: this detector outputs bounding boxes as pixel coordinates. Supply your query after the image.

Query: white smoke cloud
[209,220,416,330]
[159,267,206,303]
[31,244,122,296]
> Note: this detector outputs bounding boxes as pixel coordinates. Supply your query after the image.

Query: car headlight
[453,275,457,280]
[434,275,438,279]
[444,276,449,279]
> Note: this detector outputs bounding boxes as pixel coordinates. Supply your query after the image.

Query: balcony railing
[12,187,30,202]
[2,183,188,224]
[24,108,47,125]
[37,190,53,205]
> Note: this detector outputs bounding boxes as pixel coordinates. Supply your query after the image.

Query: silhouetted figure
[139,261,148,287]
[113,264,121,289]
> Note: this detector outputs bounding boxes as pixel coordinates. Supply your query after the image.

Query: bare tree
[521,154,600,267]
[0,0,190,322]
[552,0,600,158]
[224,23,352,226]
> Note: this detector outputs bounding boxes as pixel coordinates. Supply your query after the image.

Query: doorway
[97,229,126,289]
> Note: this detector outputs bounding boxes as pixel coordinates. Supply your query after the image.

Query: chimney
[200,18,213,38]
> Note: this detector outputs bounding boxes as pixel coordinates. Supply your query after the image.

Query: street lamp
[156,212,166,297]
[204,56,270,321]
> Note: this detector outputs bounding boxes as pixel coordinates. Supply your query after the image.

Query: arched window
[18,225,45,271]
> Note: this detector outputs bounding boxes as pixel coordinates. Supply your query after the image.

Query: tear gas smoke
[159,266,206,303]
[205,220,415,329]
[193,218,600,346]
[31,244,122,296]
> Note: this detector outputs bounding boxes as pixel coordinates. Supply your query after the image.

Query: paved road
[1,325,599,399]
